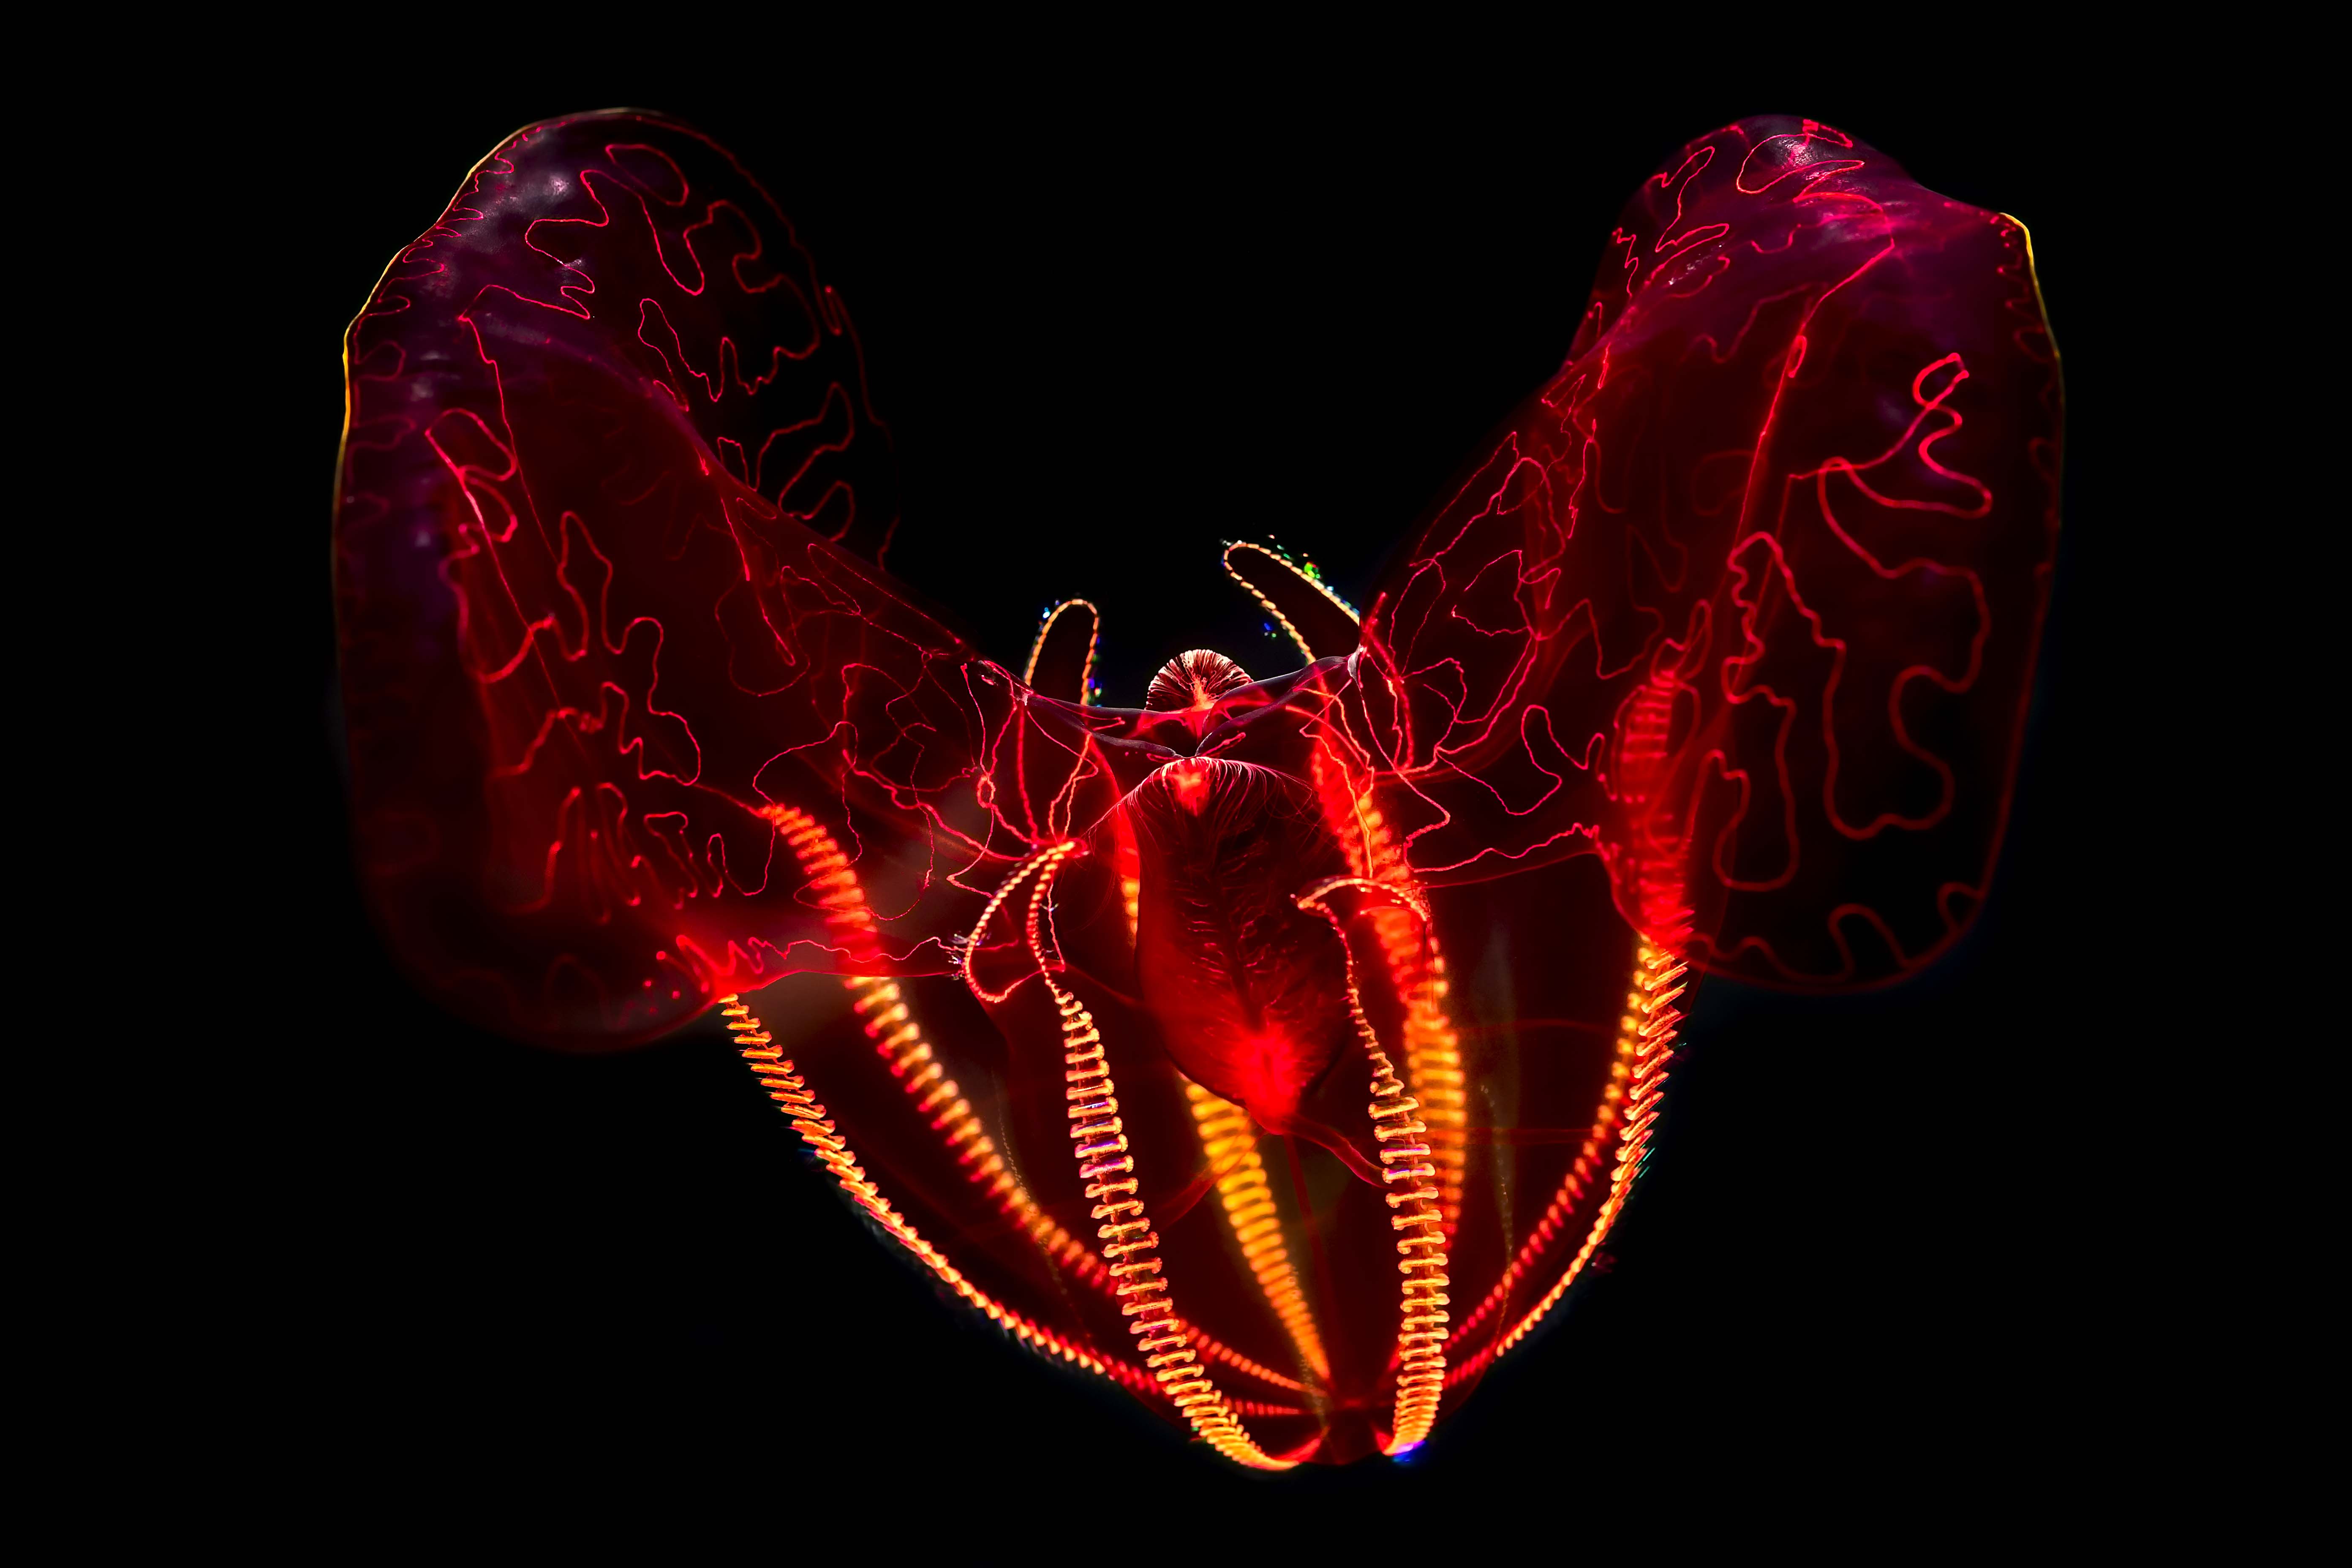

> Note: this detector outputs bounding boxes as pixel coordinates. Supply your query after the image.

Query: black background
[200,44,2217,1539]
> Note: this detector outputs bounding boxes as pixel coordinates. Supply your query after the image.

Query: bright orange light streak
[719,995,1150,1393]
[1292,878,1452,1455]
[766,805,1098,1274]
[1014,841,1299,1470]
[1220,539,1364,649]
[1132,797,1328,1394]
[1367,1032,1450,1452]
[770,805,1304,1398]
[1021,597,1101,694]
[1308,751,1469,1232]
[1449,681,1689,1366]
[1247,544,1464,1436]
[1183,1081,1332,1386]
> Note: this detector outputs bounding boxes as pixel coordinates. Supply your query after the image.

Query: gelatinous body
[335,111,2059,1465]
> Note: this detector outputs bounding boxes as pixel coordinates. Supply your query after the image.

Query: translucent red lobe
[1356,116,2061,985]
[335,111,2058,1465]
[335,112,1113,1047]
